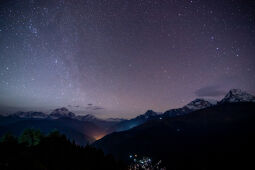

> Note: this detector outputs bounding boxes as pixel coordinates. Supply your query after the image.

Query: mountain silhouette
[94,102,255,169]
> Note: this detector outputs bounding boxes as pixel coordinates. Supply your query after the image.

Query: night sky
[0,0,255,118]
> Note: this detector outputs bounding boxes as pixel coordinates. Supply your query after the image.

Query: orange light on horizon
[94,134,106,140]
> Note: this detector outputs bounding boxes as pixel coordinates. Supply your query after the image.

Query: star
[0,0,254,118]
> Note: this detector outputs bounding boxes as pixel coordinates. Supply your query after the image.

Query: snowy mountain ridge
[7,89,255,121]
[220,89,255,103]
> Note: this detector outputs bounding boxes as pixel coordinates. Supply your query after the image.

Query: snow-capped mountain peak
[52,107,69,113]
[185,98,214,111]
[76,114,98,121]
[139,110,158,119]
[220,89,255,103]
[49,107,75,119]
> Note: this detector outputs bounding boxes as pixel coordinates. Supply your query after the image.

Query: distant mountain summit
[163,98,215,118]
[6,107,126,131]
[163,89,255,119]
[186,98,214,110]
[49,107,75,119]
[136,110,158,119]
[76,114,98,121]
[220,89,255,104]
[113,110,159,131]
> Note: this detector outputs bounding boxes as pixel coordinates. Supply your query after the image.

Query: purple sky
[0,0,255,118]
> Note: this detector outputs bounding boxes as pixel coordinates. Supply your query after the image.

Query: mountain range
[0,107,123,144]
[1,89,255,150]
[93,89,255,169]
[112,89,255,132]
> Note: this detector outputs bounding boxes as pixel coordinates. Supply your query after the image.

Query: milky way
[0,0,255,118]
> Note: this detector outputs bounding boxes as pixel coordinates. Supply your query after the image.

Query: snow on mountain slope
[49,107,75,119]
[163,98,215,118]
[185,98,214,111]
[220,89,255,103]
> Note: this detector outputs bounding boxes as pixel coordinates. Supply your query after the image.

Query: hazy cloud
[195,86,226,97]
[67,105,79,108]
[85,103,104,110]
[91,106,104,110]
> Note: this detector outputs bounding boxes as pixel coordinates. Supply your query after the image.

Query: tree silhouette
[0,133,18,144]
[18,128,43,146]
[0,129,127,170]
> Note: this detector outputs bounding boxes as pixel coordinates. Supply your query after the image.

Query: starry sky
[0,0,255,118]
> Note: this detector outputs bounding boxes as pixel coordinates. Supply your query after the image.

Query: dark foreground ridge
[94,102,255,169]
